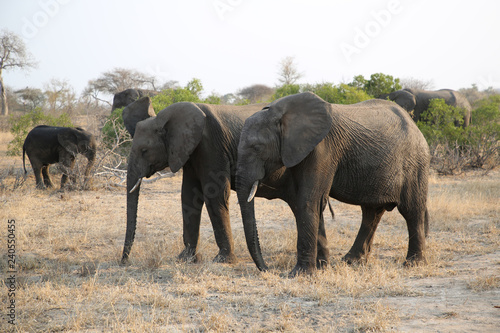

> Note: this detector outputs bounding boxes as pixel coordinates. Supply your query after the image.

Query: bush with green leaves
[417,97,499,174]
[7,108,73,156]
[272,82,372,104]
[310,83,372,104]
[466,95,500,168]
[271,84,301,100]
[349,73,401,97]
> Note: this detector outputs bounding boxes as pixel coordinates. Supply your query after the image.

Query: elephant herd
[23,87,472,276]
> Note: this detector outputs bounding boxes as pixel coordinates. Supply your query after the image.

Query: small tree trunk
[0,75,8,116]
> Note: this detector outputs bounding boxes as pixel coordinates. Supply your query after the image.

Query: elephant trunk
[236,177,268,272]
[121,163,141,265]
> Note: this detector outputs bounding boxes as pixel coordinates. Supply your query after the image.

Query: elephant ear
[390,90,416,112]
[122,96,156,137]
[58,129,79,156]
[279,92,333,168]
[156,102,206,173]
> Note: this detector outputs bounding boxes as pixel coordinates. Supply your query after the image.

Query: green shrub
[101,106,131,150]
[309,83,372,104]
[271,82,371,104]
[271,84,301,100]
[7,109,73,156]
[417,97,500,173]
[152,78,204,111]
[349,73,401,97]
[417,99,466,146]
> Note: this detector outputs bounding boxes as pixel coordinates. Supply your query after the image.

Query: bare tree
[400,77,434,90]
[15,87,45,112]
[277,56,303,85]
[83,68,158,105]
[44,78,77,115]
[238,84,275,103]
[0,29,37,115]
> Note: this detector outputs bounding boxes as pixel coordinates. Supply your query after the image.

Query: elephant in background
[111,88,159,111]
[378,88,471,126]
[23,125,97,189]
[121,97,277,265]
[236,92,430,276]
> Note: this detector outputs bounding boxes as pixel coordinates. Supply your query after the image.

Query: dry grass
[0,131,499,332]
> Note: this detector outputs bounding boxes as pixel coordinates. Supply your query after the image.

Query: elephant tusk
[129,178,143,193]
[247,180,259,202]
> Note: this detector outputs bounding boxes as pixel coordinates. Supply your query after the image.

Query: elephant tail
[22,144,27,174]
[327,199,335,220]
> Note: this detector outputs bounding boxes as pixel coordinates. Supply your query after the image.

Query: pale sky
[1,0,499,100]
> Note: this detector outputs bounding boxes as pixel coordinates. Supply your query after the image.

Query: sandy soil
[0,130,498,332]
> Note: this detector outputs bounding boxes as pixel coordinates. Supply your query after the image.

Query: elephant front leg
[343,206,385,264]
[179,173,204,263]
[290,206,321,277]
[203,178,237,264]
[59,154,75,188]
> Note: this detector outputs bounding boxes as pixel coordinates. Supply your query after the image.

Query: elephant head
[235,92,332,271]
[121,101,206,264]
[57,127,97,185]
[112,88,159,111]
[122,96,156,137]
[386,89,417,117]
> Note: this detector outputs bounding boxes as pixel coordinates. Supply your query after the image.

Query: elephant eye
[253,144,264,154]
[141,148,148,155]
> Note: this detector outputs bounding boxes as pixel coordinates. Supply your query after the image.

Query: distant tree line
[1,30,498,173]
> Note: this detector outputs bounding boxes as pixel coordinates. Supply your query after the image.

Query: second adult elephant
[121,98,282,265]
[379,88,471,126]
[236,92,431,276]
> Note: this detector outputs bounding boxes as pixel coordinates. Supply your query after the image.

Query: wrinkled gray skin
[23,125,97,189]
[111,88,159,111]
[379,88,471,126]
[236,92,431,277]
[121,98,290,265]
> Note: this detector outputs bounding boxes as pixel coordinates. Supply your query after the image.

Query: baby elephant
[23,125,97,189]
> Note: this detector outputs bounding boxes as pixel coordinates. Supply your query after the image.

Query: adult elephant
[23,125,97,189]
[236,92,430,276]
[111,88,159,111]
[121,97,288,265]
[379,88,471,126]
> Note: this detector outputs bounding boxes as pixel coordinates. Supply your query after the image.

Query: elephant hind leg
[42,165,54,188]
[29,159,45,189]
[398,205,427,266]
[342,206,385,264]
[203,176,238,264]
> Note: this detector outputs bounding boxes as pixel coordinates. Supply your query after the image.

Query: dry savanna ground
[0,131,499,332]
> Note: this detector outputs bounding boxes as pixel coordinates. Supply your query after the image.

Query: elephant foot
[289,263,315,278]
[403,253,426,267]
[213,251,238,264]
[341,252,367,265]
[316,258,328,269]
[177,248,202,263]
[120,256,131,266]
